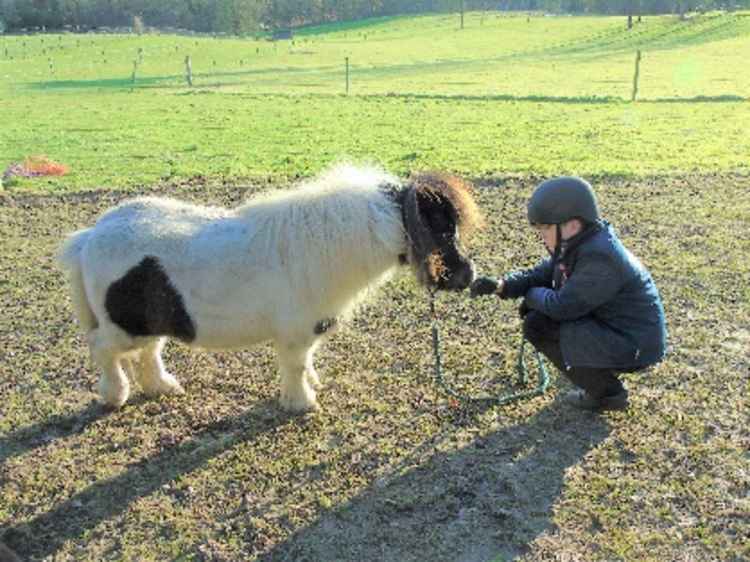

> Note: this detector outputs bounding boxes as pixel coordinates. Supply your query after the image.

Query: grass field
[1,10,749,562]
[1,11,749,189]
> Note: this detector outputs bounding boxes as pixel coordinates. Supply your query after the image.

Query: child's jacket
[501,221,667,370]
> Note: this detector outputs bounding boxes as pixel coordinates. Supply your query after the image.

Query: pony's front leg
[88,327,131,408]
[305,342,322,390]
[135,338,185,398]
[276,342,319,413]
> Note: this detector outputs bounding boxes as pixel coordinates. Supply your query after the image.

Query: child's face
[533,220,583,253]
[534,224,558,253]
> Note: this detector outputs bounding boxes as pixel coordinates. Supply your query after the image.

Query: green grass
[5,12,750,98]
[2,92,748,191]
[1,11,749,191]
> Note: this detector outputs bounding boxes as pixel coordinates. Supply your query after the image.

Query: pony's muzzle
[437,259,476,292]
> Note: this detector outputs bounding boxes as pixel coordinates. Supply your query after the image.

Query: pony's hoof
[98,381,130,409]
[141,374,185,398]
[160,380,185,396]
[306,370,322,390]
[99,392,128,409]
[279,393,320,414]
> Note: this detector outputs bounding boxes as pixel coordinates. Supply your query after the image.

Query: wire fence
[1,12,749,102]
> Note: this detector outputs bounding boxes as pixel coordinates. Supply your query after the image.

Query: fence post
[185,55,193,87]
[631,50,642,102]
[345,57,349,95]
[131,60,138,84]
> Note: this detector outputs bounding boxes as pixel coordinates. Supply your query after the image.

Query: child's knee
[522,311,558,345]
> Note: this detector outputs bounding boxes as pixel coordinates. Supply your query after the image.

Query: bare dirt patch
[1,174,748,561]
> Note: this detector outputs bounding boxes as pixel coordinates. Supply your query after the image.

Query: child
[470,176,667,411]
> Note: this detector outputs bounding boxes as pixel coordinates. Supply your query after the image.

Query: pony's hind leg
[134,338,185,398]
[88,326,132,408]
[277,342,318,413]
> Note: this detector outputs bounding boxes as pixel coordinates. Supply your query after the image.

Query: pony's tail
[57,229,98,333]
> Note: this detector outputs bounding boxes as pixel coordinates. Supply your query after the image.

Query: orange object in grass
[23,155,69,176]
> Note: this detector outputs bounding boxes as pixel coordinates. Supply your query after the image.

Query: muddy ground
[1,174,748,561]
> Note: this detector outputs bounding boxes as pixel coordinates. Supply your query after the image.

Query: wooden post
[185,55,193,87]
[627,0,633,29]
[460,0,465,29]
[345,57,349,95]
[131,60,138,84]
[631,50,642,102]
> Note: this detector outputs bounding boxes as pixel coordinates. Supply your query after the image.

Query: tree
[262,0,297,29]
[3,0,750,33]
[215,0,262,34]
[0,0,20,29]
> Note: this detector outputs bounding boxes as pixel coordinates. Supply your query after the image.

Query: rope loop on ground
[429,289,551,406]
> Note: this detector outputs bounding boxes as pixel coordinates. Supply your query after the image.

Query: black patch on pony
[314,317,337,335]
[105,256,196,342]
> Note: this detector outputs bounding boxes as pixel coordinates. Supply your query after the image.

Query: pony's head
[401,172,483,291]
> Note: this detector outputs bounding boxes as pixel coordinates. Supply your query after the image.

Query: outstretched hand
[470,276,501,298]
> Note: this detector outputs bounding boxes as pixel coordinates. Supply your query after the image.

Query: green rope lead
[430,290,551,406]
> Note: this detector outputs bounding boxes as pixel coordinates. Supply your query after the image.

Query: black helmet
[527,176,600,225]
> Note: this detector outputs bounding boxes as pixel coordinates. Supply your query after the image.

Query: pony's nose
[445,261,475,291]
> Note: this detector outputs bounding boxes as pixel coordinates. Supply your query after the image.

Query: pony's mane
[409,172,483,240]
[237,164,401,213]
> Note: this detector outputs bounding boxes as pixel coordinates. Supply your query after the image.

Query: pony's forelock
[409,172,484,240]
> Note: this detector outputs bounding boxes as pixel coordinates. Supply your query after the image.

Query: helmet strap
[552,223,563,261]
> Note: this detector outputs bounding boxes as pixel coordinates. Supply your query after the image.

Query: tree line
[1,0,747,34]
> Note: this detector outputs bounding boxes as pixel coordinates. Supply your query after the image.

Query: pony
[57,165,482,412]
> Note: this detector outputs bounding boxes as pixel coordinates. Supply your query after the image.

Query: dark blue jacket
[502,221,667,370]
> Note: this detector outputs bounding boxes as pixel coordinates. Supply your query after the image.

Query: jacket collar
[560,219,606,259]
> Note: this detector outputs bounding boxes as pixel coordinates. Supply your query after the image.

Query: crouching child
[471,176,667,412]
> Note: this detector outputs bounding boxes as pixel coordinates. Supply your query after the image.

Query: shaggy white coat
[58,165,408,412]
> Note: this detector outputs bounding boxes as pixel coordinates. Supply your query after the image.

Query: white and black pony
[58,165,482,412]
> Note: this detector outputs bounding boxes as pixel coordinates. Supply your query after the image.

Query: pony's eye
[430,210,454,233]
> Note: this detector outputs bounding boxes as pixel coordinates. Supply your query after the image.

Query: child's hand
[470,276,501,297]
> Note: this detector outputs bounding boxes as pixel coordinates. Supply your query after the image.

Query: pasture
[1,11,749,562]
[1,11,750,188]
